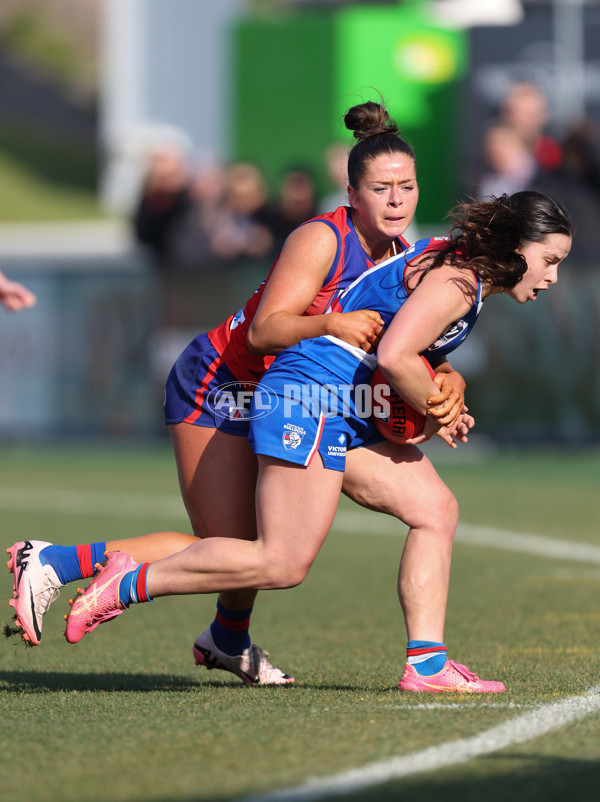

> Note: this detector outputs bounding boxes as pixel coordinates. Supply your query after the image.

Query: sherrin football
[370,356,436,444]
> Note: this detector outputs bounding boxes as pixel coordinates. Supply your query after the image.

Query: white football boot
[193,627,294,685]
[7,540,62,644]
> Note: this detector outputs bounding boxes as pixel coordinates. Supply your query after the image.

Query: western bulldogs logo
[283,430,302,449]
[282,424,305,450]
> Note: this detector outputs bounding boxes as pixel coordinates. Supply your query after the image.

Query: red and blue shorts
[164,332,255,436]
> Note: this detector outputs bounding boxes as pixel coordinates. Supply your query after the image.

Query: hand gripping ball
[370,356,436,444]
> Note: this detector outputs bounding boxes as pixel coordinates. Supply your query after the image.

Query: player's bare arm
[377,260,477,418]
[248,222,383,354]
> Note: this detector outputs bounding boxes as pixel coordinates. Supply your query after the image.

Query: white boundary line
[2,485,600,798]
[0,487,187,519]
[332,509,600,564]
[241,686,600,802]
[1,487,600,564]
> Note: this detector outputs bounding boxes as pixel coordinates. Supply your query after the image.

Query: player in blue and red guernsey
[9,100,468,689]
[65,190,571,694]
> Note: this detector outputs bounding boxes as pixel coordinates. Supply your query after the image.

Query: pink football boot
[399,660,505,693]
[64,551,137,643]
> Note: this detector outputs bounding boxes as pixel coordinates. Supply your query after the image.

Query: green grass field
[1,442,599,802]
[0,122,102,222]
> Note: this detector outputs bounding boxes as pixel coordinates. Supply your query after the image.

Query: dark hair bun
[344,100,399,141]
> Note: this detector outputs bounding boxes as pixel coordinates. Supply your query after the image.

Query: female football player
[9,100,466,686]
[64,189,572,693]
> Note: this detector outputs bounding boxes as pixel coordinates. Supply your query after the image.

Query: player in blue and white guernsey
[246,236,480,470]
[65,190,572,694]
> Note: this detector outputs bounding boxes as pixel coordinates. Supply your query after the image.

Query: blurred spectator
[536,119,600,263]
[318,142,349,213]
[560,120,600,195]
[475,82,561,200]
[166,160,229,270]
[267,167,319,252]
[132,142,193,266]
[0,270,36,312]
[499,82,562,172]
[477,121,536,198]
[209,162,276,265]
[133,156,285,271]
[475,80,600,261]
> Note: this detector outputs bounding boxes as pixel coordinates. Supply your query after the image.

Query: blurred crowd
[475,81,600,263]
[133,81,600,273]
[132,143,350,273]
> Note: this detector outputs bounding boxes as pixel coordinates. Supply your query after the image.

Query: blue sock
[118,564,152,606]
[210,601,253,656]
[39,542,107,585]
[407,640,447,676]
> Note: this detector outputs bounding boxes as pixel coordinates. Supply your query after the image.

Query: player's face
[506,232,571,303]
[348,152,419,248]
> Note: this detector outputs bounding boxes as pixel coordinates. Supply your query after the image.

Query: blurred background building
[1,0,599,442]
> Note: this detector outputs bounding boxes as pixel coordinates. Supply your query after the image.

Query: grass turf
[0,122,101,221]
[0,442,599,801]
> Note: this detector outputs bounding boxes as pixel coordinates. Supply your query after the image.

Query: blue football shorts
[248,348,381,472]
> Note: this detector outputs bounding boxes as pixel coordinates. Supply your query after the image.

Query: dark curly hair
[422,191,572,289]
[345,99,416,189]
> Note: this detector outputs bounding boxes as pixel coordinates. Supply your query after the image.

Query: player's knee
[430,486,459,538]
[260,555,311,589]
